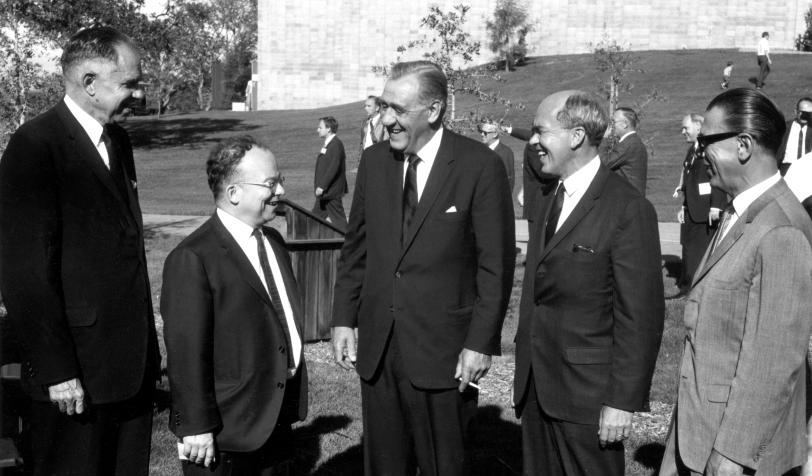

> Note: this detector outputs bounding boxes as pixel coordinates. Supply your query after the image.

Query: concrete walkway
[144,214,682,257]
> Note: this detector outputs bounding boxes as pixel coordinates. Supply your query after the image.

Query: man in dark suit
[601,106,649,195]
[673,113,726,296]
[331,61,515,476]
[359,95,389,155]
[514,91,664,475]
[0,26,159,475]
[479,119,515,194]
[500,124,557,221]
[313,116,348,231]
[161,136,307,475]
[777,97,812,175]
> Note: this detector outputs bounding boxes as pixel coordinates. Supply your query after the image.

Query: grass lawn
[125,49,812,220]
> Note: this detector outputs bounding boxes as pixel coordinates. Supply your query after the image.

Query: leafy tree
[796,5,812,52]
[591,35,642,117]
[486,0,533,72]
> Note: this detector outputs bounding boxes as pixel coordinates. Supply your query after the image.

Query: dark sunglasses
[696,131,741,159]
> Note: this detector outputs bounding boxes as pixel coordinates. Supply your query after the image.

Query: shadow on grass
[634,442,666,472]
[662,254,682,283]
[124,116,261,150]
[292,414,358,475]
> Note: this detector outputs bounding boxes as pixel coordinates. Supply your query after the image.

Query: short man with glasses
[479,119,516,194]
[332,60,515,475]
[659,88,812,476]
[513,90,664,476]
[161,135,307,476]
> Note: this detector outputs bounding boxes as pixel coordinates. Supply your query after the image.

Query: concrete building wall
[257,0,810,110]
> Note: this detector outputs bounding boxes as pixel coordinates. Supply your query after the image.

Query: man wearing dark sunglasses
[660,88,812,476]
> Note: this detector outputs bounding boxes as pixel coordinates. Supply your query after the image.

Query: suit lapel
[538,165,608,262]
[265,230,304,338]
[390,149,407,254]
[211,214,273,308]
[400,131,454,255]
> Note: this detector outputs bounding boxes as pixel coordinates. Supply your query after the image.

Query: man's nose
[275,184,285,196]
[529,133,540,146]
[381,108,396,126]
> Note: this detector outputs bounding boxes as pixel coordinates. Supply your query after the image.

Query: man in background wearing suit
[0,26,160,475]
[514,90,664,476]
[161,136,307,475]
[601,106,648,195]
[777,97,812,175]
[672,113,726,297]
[659,88,812,476]
[313,116,348,231]
[479,119,515,194]
[331,60,515,476]
[360,95,388,154]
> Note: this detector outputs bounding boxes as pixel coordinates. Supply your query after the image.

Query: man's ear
[569,127,586,150]
[82,73,96,96]
[427,100,444,125]
[226,184,241,205]
[736,134,754,164]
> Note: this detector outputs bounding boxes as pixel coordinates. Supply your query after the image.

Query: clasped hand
[48,378,85,415]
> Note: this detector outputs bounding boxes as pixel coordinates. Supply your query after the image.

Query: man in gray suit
[659,88,812,476]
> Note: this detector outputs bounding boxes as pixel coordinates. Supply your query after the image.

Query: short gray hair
[556,93,609,147]
[390,61,448,119]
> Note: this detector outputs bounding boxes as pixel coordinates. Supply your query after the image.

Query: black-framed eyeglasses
[696,132,741,159]
[233,176,285,193]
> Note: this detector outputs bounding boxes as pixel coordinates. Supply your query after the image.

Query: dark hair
[615,107,639,129]
[555,92,609,147]
[706,88,786,155]
[60,26,136,74]
[367,95,381,107]
[320,116,338,133]
[390,60,448,120]
[207,135,269,198]
[726,61,734,66]
[762,31,769,38]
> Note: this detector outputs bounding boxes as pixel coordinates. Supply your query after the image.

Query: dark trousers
[679,215,715,288]
[756,55,770,87]
[181,372,301,476]
[27,380,154,476]
[312,197,347,232]
[520,377,624,476]
[360,328,478,476]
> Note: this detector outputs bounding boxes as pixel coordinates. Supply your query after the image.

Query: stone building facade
[257,0,810,110]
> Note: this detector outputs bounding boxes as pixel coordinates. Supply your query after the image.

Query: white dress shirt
[216,208,302,373]
[555,156,601,232]
[364,114,380,149]
[784,152,812,201]
[488,139,500,151]
[618,130,636,143]
[782,121,808,165]
[322,133,335,149]
[403,126,443,201]
[757,37,770,56]
[721,173,781,240]
[63,95,110,169]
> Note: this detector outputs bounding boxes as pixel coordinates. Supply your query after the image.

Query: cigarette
[457,378,480,390]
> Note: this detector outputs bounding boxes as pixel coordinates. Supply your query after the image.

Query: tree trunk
[197,76,205,111]
[449,85,456,121]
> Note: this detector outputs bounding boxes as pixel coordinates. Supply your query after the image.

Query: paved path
[144,214,682,257]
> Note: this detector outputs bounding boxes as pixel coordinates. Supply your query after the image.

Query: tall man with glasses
[332,60,515,476]
[513,90,664,476]
[479,119,516,195]
[161,135,307,476]
[313,116,348,231]
[659,88,812,476]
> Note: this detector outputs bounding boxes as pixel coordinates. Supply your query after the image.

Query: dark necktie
[402,154,421,245]
[798,125,805,159]
[544,182,565,245]
[101,126,130,204]
[709,205,733,255]
[253,228,296,369]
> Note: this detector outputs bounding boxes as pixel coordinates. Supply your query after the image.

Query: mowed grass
[131,48,812,474]
[124,48,812,220]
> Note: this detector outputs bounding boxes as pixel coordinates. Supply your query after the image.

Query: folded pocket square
[445,206,457,213]
[320,147,327,154]
[572,244,595,253]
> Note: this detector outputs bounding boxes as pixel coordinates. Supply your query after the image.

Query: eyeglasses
[233,176,285,193]
[478,129,497,135]
[696,132,741,159]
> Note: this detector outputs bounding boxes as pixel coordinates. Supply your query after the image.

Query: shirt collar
[414,126,444,167]
[370,113,380,125]
[323,133,335,147]
[63,95,104,147]
[731,173,781,218]
[488,139,500,151]
[618,130,636,143]
[561,156,601,197]
[217,207,259,242]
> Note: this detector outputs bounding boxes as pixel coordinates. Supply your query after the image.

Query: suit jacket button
[277,382,285,389]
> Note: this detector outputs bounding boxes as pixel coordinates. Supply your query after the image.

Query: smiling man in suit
[659,89,812,476]
[331,60,515,476]
[514,90,664,476]
[0,26,159,476]
[161,136,307,475]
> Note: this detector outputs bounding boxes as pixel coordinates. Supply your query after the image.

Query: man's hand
[182,433,216,467]
[315,187,324,197]
[673,185,682,199]
[332,326,357,370]
[48,378,85,415]
[708,207,721,224]
[499,124,512,135]
[517,187,524,207]
[705,449,744,476]
[454,348,491,392]
[597,405,632,447]
[677,207,685,224]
